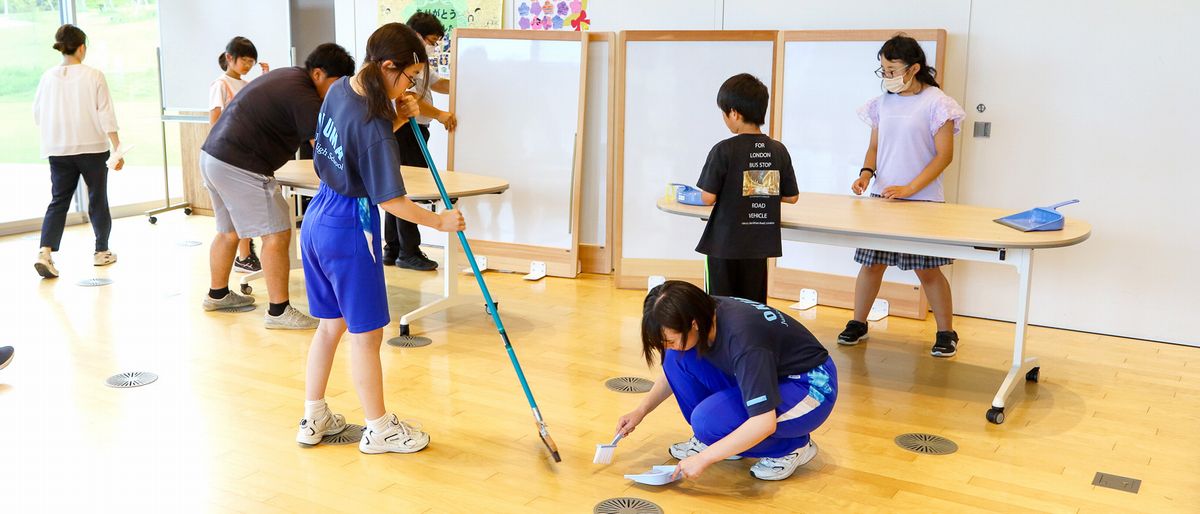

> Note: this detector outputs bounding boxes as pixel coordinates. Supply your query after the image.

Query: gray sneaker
[202,291,256,311]
[265,304,319,330]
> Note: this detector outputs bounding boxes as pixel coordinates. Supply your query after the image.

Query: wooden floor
[2,214,1198,513]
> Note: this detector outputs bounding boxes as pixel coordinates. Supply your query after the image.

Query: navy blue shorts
[300,184,389,334]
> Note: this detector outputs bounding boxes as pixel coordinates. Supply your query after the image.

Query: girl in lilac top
[838,35,967,358]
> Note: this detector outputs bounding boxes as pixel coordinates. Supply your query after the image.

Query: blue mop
[407,119,561,462]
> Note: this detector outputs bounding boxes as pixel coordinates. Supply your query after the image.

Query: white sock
[304,399,328,419]
[367,413,394,432]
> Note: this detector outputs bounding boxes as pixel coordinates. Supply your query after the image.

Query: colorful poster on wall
[379,0,503,75]
[514,1,589,31]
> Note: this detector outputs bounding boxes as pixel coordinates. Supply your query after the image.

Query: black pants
[384,123,432,260]
[705,256,769,304]
[41,151,111,252]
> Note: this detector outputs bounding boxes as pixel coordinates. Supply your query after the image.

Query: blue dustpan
[994,200,1079,232]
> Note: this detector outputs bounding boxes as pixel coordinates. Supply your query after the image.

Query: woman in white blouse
[32,24,123,279]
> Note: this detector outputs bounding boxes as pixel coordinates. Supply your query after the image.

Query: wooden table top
[274,159,509,201]
[657,192,1092,250]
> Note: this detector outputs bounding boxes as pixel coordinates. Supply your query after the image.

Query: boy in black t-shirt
[694,74,799,303]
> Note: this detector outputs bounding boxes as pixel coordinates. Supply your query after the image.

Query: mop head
[539,423,562,462]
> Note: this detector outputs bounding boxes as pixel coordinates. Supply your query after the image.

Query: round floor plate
[387,335,433,348]
[215,304,257,313]
[106,371,159,388]
[177,240,203,247]
[604,376,653,393]
[894,433,958,455]
[594,497,663,514]
[78,278,113,287]
[321,424,365,445]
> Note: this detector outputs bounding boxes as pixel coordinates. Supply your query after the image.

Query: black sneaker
[395,252,438,271]
[931,330,959,357]
[0,346,13,370]
[233,255,261,273]
[837,320,869,346]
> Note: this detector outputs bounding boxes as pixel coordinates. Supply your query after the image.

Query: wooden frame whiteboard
[580,32,617,274]
[448,29,589,278]
[614,30,780,289]
[769,29,947,318]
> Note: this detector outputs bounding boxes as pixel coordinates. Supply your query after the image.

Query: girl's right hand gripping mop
[408,119,561,462]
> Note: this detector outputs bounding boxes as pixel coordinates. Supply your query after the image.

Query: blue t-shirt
[313,77,407,205]
[703,297,830,417]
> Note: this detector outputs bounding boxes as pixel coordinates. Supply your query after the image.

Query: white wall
[953,0,1199,346]
[332,0,1200,345]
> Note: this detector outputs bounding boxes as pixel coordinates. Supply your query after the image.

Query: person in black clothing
[198,44,355,329]
[615,281,837,482]
[693,73,799,303]
[383,12,459,270]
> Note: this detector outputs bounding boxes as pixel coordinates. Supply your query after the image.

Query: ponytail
[359,60,398,121]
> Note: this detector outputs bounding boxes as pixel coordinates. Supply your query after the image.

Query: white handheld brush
[593,433,623,464]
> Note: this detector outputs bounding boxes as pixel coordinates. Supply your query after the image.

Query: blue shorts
[300,184,389,334]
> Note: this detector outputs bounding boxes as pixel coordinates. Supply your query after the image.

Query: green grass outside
[0,3,174,167]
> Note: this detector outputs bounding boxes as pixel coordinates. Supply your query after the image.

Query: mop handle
[409,119,539,410]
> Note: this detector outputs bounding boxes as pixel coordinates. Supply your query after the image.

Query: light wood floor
[2,214,1198,513]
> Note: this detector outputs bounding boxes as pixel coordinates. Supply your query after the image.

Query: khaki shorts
[200,151,291,238]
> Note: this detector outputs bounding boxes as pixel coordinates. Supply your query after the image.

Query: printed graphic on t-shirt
[314,111,345,171]
[742,169,780,196]
[741,140,781,226]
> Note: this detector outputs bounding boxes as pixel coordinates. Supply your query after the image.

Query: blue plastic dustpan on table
[994,199,1079,232]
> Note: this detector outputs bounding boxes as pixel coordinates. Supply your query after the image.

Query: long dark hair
[878,34,940,90]
[53,24,86,55]
[360,22,429,121]
[640,281,717,365]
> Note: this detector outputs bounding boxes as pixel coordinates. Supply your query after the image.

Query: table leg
[396,227,485,336]
[987,248,1040,424]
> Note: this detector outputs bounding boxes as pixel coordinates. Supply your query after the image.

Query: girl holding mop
[293,22,465,454]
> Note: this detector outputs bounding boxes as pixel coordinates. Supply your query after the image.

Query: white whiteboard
[581,38,611,247]
[451,35,584,250]
[159,0,293,111]
[621,39,775,261]
[776,39,938,286]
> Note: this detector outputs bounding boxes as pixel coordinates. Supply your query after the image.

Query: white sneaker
[264,304,319,329]
[34,249,59,279]
[93,250,117,266]
[359,414,430,454]
[750,441,819,481]
[668,436,742,461]
[202,291,255,311]
[296,410,348,447]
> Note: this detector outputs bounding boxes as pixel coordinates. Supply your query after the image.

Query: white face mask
[882,73,910,93]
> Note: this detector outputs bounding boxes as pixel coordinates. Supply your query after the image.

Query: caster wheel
[240,284,253,294]
[148,216,157,224]
[986,407,1005,424]
[184,208,193,215]
[1025,367,1040,383]
[399,324,410,337]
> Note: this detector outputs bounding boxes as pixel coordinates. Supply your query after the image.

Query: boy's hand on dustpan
[671,454,712,480]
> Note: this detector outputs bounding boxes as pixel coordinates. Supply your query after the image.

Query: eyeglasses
[875,64,911,79]
[400,70,418,87]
